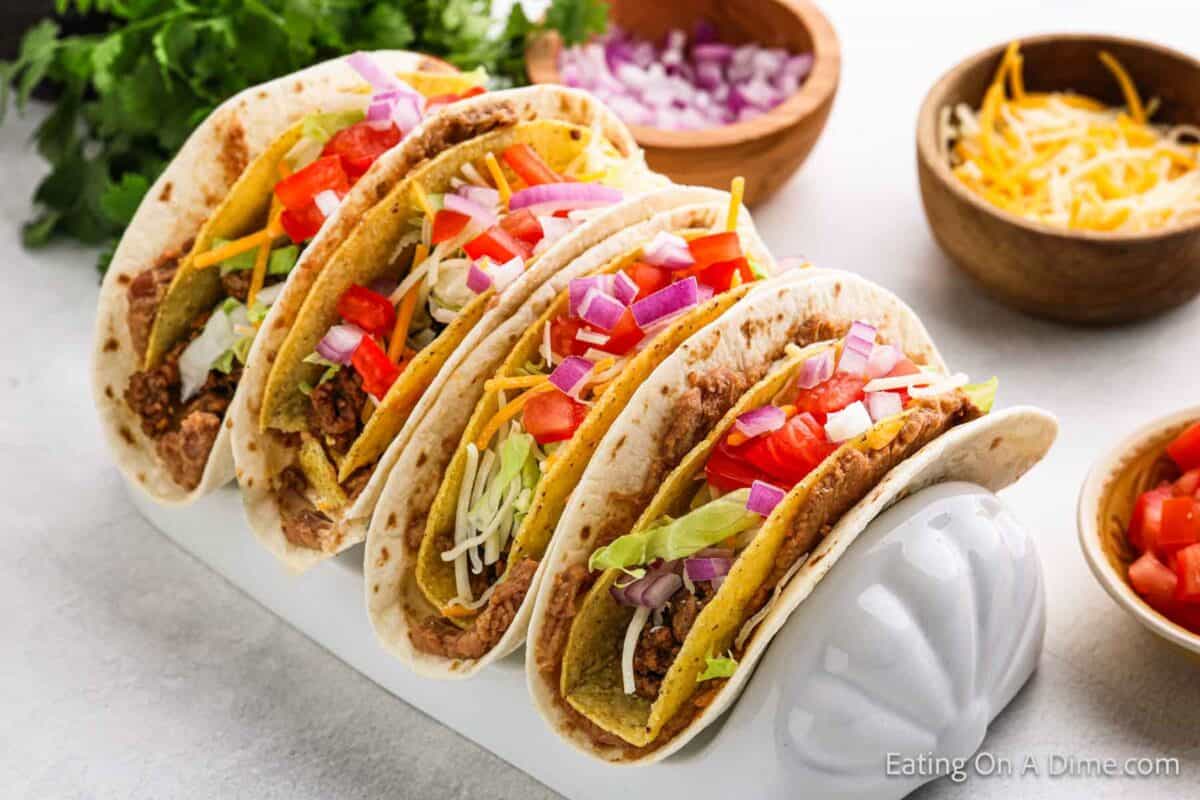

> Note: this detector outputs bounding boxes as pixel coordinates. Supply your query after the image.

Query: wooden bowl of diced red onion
[525,0,840,205]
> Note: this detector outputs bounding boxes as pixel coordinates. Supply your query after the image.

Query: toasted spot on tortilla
[247,442,257,452]
[990,436,1002,451]
[372,584,379,593]
[266,352,276,364]
[105,386,114,399]
[138,472,146,482]
[387,512,397,529]
[218,118,249,183]
[416,451,428,467]
[293,80,304,93]
[117,273,132,286]
[257,90,268,99]
[809,552,825,566]
[834,282,843,297]
[158,181,173,202]
[246,477,254,488]
[570,128,582,140]
[103,337,119,352]
[580,524,592,541]
[119,426,135,445]
[225,418,233,429]
[612,434,627,454]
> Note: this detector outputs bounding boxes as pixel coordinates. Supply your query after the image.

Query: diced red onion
[569,275,612,317]
[685,556,732,582]
[696,282,715,303]
[444,192,498,228]
[612,271,638,306]
[611,568,682,609]
[579,288,626,331]
[642,231,694,269]
[631,277,698,328]
[796,349,834,389]
[316,324,365,365]
[866,344,900,379]
[466,263,492,294]
[458,185,499,209]
[865,391,903,421]
[346,52,400,91]
[509,183,623,212]
[747,480,785,517]
[838,325,876,375]
[314,190,341,218]
[734,405,786,439]
[490,256,524,292]
[824,401,873,442]
[548,356,593,398]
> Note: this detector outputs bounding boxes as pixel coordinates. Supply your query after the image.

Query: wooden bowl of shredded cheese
[917,34,1200,323]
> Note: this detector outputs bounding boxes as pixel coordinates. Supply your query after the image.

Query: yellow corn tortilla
[416,229,757,619]
[259,119,625,479]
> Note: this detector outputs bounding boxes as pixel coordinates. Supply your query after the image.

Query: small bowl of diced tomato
[1079,408,1200,656]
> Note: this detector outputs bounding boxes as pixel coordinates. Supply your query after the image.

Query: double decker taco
[362,186,779,675]
[525,270,1056,762]
[232,96,666,569]
[93,50,484,503]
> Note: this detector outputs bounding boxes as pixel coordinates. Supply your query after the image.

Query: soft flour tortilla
[92,50,444,505]
[523,269,1057,763]
[364,197,776,678]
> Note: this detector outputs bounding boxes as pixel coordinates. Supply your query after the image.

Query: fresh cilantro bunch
[0,0,607,269]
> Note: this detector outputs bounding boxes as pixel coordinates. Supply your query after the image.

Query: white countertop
[3,1,1198,797]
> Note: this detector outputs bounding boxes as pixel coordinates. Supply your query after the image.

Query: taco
[361,187,777,675]
[525,270,1054,762]
[232,100,667,570]
[93,50,483,503]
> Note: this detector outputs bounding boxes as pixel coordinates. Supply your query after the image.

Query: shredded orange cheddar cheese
[387,243,427,362]
[942,41,1200,233]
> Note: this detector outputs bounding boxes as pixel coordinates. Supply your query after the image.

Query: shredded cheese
[247,195,284,310]
[484,152,511,207]
[726,176,745,231]
[194,229,274,269]
[411,180,434,219]
[942,41,1200,232]
[485,374,548,392]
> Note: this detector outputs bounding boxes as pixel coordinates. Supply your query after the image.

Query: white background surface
[2,1,1198,798]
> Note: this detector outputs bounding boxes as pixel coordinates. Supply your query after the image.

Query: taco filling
[269,120,645,553]
[408,215,766,661]
[552,325,997,751]
[123,59,484,490]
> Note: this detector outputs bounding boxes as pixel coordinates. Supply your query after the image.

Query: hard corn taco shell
[363,189,769,676]
[92,50,453,505]
[525,270,1055,763]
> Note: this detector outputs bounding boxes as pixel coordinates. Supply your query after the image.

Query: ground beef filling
[307,369,367,453]
[123,323,240,491]
[126,259,178,358]
[408,558,539,660]
[632,582,716,699]
[219,269,283,303]
[275,462,372,552]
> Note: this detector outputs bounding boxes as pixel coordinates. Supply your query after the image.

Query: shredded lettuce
[697,652,738,682]
[298,366,339,396]
[302,109,366,144]
[268,245,301,276]
[247,301,270,325]
[470,431,534,525]
[212,348,236,375]
[963,377,999,414]
[588,489,759,572]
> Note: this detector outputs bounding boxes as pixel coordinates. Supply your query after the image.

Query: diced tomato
[351,335,400,398]
[523,389,588,444]
[548,316,590,359]
[499,208,544,245]
[626,262,672,300]
[1165,603,1200,634]
[704,442,769,492]
[431,209,470,244]
[1175,469,1200,497]
[687,232,742,269]
[695,257,754,293]
[423,85,486,112]
[279,203,325,243]
[1160,497,1200,554]
[1128,484,1173,554]
[501,143,561,186]
[740,412,835,487]
[793,372,867,421]
[321,121,402,179]
[1167,421,1200,472]
[274,155,349,211]
[337,284,396,337]
[1174,543,1200,602]
[595,308,644,356]
[1128,551,1179,611]
[463,225,531,263]
[887,358,920,377]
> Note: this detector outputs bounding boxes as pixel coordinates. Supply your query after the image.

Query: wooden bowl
[525,0,840,205]
[1078,406,1200,658]
[916,34,1200,324]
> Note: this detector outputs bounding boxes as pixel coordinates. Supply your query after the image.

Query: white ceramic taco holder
[131,474,1043,800]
